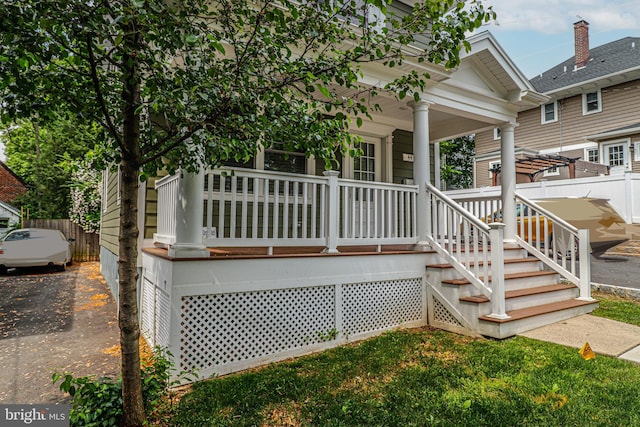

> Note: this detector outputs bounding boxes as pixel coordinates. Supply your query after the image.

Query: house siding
[475,79,640,186]
[100,170,120,255]
[391,129,435,185]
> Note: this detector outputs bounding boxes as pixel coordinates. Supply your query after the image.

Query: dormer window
[541,101,558,124]
[582,90,602,115]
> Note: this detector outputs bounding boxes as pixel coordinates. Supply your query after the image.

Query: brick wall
[0,161,27,203]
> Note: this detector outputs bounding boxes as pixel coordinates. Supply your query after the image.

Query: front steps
[426,248,598,339]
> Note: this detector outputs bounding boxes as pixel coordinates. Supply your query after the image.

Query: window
[585,148,599,163]
[310,0,384,32]
[541,101,558,124]
[543,165,560,177]
[582,90,602,115]
[634,142,640,162]
[493,128,502,141]
[607,145,625,167]
[488,160,501,179]
[354,141,376,182]
[0,218,8,229]
[5,230,29,241]
[264,143,307,174]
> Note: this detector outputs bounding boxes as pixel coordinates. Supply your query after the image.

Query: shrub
[53,347,191,427]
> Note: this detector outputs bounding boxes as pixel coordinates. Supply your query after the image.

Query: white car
[0,228,73,274]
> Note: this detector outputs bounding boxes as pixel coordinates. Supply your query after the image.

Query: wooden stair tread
[441,270,557,285]
[427,258,539,269]
[460,283,575,303]
[479,299,598,323]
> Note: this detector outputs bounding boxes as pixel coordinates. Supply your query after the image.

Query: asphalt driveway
[0,262,120,404]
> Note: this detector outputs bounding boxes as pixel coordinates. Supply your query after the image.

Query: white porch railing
[154,174,180,245]
[154,168,419,252]
[448,190,592,301]
[427,183,508,319]
[514,193,592,300]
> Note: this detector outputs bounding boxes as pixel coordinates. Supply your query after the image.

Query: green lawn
[171,295,640,426]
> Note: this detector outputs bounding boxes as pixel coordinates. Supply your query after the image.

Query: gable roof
[530,37,640,94]
[0,200,20,217]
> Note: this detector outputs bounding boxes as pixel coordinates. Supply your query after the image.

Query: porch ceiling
[356,92,496,142]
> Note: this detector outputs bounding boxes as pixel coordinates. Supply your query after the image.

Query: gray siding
[391,129,435,185]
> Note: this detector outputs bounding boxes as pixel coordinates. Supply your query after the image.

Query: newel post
[488,222,510,319]
[168,168,209,258]
[324,170,340,254]
[578,228,594,301]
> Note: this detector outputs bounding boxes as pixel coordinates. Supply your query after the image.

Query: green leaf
[317,84,330,98]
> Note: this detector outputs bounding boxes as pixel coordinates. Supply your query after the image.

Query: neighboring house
[0,161,27,204]
[473,20,640,224]
[0,201,20,238]
[102,24,598,381]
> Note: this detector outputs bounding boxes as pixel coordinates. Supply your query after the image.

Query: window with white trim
[543,165,560,177]
[634,142,640,162]
[585,148,599,163]
[582,90,602,115]
[541,101,558,124]
[488,160,501,179]
[264,143,307,174]
[354,140,376,182]
[493,128,501,141]
[309,0,384,33]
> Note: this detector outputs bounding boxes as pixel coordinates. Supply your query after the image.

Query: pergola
[491,154,582,186]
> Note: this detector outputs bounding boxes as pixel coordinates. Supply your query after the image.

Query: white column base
[168,243,209,259]
[485,313,511,320]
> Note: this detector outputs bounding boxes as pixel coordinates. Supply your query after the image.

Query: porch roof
[585,122,640,141]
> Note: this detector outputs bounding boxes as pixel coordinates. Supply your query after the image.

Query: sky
[479,0,640,79]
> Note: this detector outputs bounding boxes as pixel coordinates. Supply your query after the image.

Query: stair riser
[468,288,579,314]
[503,274,560,291]
[477,303,598,339]
[435,261,543,281]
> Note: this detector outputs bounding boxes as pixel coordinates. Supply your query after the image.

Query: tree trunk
[118,26,146,427]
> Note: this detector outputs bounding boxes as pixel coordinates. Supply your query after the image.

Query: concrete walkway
[520,314,640,363]
[519,240,640,364]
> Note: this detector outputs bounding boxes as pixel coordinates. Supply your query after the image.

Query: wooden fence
[23,219,100,262]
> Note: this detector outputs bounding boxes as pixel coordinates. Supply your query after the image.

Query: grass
[171,295,640,426]
[592,291,640,327]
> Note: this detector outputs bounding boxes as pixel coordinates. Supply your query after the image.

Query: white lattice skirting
[141,252,430,380]
[178,278,423,374]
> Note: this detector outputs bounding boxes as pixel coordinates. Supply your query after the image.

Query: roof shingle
[529,37,640,93]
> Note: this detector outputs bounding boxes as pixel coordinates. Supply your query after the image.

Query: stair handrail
[514,192,592,301]
[427,183,492,233]
[427,183,508,319]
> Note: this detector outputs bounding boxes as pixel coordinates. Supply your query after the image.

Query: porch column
[169,169,209,258]
[409,99,433,244]
[500,122,518,243]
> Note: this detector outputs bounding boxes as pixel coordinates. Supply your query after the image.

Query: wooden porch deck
[143,244,427,261]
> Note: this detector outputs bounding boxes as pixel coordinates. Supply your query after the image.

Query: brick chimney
[574,20,590,68]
